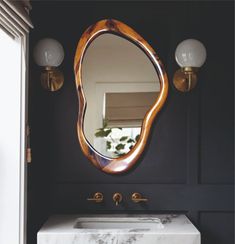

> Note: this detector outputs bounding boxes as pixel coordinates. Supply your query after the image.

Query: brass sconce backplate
[41,67,64,92]
[173,68,197,92]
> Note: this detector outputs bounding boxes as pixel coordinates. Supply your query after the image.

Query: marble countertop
[38,214,200,244]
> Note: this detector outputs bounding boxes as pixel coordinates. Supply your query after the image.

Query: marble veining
[37,214,200,244]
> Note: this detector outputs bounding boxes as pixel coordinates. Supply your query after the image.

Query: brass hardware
[173,67,198,92]
[113,193,122,206]
[41,66,64,92]
[26,125,32,163]
[87,192,104,203]
[26,148,32,163]
[131,192,148,203]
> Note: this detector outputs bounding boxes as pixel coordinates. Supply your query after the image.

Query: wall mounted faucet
[87,192,148,205]
[112,193,122,206]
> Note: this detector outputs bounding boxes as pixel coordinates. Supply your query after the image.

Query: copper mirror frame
[74,19,168,174]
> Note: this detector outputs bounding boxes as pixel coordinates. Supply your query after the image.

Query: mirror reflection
[82,33,160,158]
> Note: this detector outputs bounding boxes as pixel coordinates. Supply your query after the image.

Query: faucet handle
[113,193,122,206]
[87,192,104,203]
[131,192,148,203]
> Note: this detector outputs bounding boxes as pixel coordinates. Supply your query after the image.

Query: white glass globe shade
[175,39,207,68]
[33,38,64,67]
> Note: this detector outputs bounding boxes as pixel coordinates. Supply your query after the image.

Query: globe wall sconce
[33,38,64,92]
[173,39,207,92]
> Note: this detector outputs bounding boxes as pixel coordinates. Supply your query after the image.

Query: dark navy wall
[28,1,234,244]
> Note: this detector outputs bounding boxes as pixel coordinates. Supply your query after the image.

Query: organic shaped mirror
[74,19,168,174]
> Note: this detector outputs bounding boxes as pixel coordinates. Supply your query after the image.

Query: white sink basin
[38,214,200,244]
[74,216,164,229]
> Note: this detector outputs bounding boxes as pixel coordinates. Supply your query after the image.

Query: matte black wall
[28,1,234,244]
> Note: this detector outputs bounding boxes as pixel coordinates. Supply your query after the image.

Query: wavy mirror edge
[74,19,168,174]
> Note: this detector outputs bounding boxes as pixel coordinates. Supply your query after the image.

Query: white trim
[1,2,30,242]
[19,34,28,244]
[0,21,28,244]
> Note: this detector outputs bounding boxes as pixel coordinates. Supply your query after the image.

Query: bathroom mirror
[74,19,168,174]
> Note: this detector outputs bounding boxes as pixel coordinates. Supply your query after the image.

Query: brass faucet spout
[113,193,122,206]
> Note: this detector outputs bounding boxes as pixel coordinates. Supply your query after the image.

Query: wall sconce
[33,38,64,92]
[173,39,207,92]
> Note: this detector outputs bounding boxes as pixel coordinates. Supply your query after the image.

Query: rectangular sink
[38,215,200,244]
[74,216,164,229]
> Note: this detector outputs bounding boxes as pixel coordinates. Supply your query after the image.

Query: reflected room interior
[82,33,160,158]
